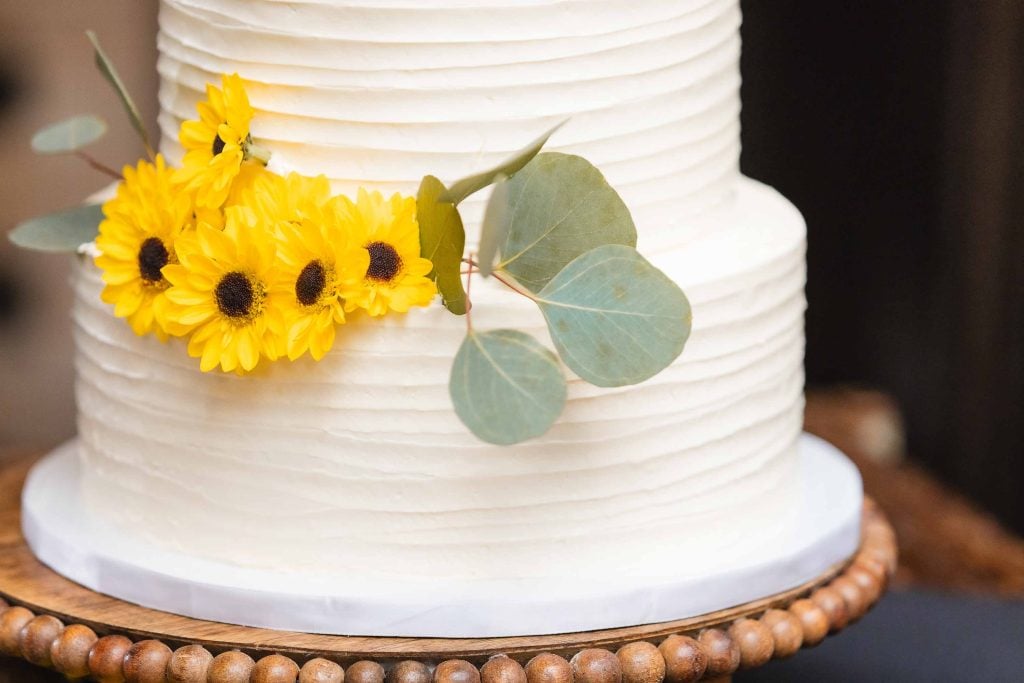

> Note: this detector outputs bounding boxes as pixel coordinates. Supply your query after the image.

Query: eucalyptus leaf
[417,175,467,315]
[495,153,636,293]
[450,329,567,445]
[86,30,154,156]
[31,115,107,154]
[536,244,691,388]
[443,119,566,205]
[9,204,104,253]
[476,175,510,277]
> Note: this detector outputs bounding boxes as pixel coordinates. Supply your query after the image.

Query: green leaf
[536,244,691,388]
[417,175,467,315]
[31,115,107,154]
[476,175,510,277]
[443,119,566,205]
[86,30,153,157]
[9,204,104,253]
[450,329,567,445]
[495,152,636,293]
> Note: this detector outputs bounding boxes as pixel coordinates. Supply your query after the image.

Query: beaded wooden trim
[0,459,896,683]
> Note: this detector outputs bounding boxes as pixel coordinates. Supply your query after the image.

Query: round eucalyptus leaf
[417,175,467,315]
[495,152,636,293]
[537,244,691,387]
[8,204,104,253]
[450,329,567,445]
[31,115,108,154]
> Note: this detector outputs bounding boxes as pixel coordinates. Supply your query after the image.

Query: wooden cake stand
[0,456,896,683]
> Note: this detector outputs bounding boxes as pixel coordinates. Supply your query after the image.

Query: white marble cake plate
[20,433,861,638]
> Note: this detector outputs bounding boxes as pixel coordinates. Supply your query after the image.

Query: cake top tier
[157,0,741,242]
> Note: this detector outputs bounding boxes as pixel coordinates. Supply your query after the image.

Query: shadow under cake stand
[0,439,896,683]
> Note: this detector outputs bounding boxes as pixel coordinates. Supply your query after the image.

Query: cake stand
[0,449,896,682]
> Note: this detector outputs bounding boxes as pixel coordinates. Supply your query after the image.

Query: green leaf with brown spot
[536,244,691,387]
[494,153,636,293]
[417,175,467,315]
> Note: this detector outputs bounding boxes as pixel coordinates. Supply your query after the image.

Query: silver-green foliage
[31,115,107,154]
[536,245,692,387]
[492,153,636,293]
[449,329,567,445]
[9,204,104,253]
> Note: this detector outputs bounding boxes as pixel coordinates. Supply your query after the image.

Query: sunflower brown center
[137,237,169,283]
[365,241,402,282]
[295,260,327,306]
[212,134,226,157]
[215,271,256,318]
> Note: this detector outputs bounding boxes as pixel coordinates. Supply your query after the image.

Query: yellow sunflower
[334,189,437,316]
[162,217,287,373]
[275,212,369,361]
[240,170,333,232]
[174,73,269,209]
[94,155,190,340]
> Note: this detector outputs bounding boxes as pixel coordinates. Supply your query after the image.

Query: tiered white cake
[72,0,810,587]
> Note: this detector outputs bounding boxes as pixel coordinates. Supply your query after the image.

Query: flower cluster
[94,74,437,373]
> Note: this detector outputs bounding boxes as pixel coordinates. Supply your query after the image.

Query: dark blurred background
[741,0,1024,535]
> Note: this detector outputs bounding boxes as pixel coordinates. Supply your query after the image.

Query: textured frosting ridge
[73,0,809,582]
[156,0,742,241]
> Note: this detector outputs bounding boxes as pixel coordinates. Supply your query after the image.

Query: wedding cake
[19,0,863,637]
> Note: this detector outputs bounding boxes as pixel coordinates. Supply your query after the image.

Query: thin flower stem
[462,257,538,302]
[74,151,121,180]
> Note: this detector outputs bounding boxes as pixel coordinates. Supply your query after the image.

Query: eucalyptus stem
[74,151,121,180]
[462,257,537,301]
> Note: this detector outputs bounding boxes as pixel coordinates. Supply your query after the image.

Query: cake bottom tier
[71,176,807,584]
[22,434,861,637]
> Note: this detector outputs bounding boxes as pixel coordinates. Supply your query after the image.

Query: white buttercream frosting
[72,0,810,584]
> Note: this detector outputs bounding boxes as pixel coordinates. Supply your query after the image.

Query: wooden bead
[615,641,665,683]
[480,654,527,683]
[571,649,622,683]
[847,565,883,605]
[88,634,133,683]
[853,554,888,583]
[208,650,256,683]
[831,576,867,621]
[301,657,344,683]
[124,639,172,683]
[19,614,63,667]
[760,609,802,659]
[388,660,432,683]
[347,661,386,683]
[435,659,480,683]
[811,586,850,631]
[0,605,33,656]
[50,623,98,678]
[728,619,773,669]
[789,599,829,646]
[657,635,706,683]
[254,654,301,683]
[524,653,572,683]
[166,644,213,682]
[697,629,739,677]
